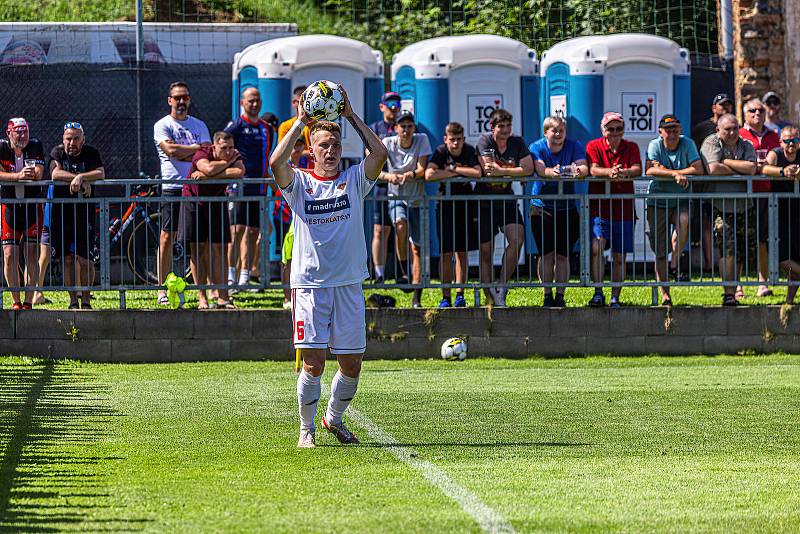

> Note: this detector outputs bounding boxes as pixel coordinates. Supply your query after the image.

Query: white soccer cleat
[297,430,316,448]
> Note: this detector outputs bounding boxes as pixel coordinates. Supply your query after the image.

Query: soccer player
[269,86,387,449]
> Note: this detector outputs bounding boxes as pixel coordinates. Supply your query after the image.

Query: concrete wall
[1,307,799,362]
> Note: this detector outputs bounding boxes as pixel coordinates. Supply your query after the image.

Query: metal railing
[1,175,797,308]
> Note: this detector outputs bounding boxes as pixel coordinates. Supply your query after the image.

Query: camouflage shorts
[713,210,757,261]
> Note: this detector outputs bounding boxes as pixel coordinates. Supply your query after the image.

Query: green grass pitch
[1,354,799,532]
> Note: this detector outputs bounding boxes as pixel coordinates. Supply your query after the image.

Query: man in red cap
[585,111,642,308]
[0,118,46,309]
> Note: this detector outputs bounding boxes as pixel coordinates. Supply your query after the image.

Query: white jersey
[279,161,376,288]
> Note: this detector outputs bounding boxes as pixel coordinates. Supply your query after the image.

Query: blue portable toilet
[232,34,384,159]
[391,35,540,260]
[540,34,691,260]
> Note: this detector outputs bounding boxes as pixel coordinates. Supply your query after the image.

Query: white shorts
[291,283,366,354]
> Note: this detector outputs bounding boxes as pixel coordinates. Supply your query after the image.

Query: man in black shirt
[691,93,733,148]
[475,109,534,307]
[0,118,46,310]
[50,122,105,309]
[425,122,482,308]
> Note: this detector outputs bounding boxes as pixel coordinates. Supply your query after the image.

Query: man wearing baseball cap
[0,117,46,310]
[763,91,792,134]
[368,91,402,284]
[645,114,704,306]
[585,111,642,308]
[691,93,733,149]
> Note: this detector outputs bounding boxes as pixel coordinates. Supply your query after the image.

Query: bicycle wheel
[127,213,192,285]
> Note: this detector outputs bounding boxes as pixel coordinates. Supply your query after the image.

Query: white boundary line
[322,383,515,534]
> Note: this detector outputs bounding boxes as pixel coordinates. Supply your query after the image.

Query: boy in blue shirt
[529,116,588,307]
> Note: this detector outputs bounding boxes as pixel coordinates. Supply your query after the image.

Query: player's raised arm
[270,98,314,188]
[340,87,387,180]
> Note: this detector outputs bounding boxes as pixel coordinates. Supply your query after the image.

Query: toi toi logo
[627,97,655,132]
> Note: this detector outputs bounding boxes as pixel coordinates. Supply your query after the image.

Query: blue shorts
[592,217,634,254]
[388,200,421,246]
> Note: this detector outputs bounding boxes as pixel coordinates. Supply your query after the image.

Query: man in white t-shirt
[269,86,387,449]
[153,81,211,305]
[381,111,432,307]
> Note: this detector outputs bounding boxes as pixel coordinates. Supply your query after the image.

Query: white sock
[237,269,250,285]
[297,370,321,432]
[374,265,384,278]
[227,267,236,284]
[325,370,359,426]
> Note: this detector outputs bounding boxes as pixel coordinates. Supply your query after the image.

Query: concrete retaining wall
[1,306,799,362]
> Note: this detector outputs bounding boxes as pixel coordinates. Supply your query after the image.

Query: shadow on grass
[323,441,590,448]
[0,358,151,532]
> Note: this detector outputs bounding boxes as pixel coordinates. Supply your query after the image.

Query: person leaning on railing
[699,113,757,307]
[49,122,105,310]
[740,97,781,299]
[476,108,534,307]
[644,114,704,307]
[586,112,642,308]
[178,131,244,310]
[762,125,800,304]
[424,121,482,309]
[0,118,45,310]
[529,115,588,308]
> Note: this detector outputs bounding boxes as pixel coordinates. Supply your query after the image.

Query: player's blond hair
[310,121,341,143]
[542,116,566,132]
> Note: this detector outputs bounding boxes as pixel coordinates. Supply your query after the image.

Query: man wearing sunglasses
[586,111,642,308]
[0,117,45,310]
[740,98,780,299]
[763,126,800,304]
[154,81,211,306]
[700,113,757,306]
[368,91,402,284]
[50,122,105,309]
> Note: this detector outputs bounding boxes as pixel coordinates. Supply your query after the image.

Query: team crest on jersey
[336,181,346,191]
[305,187,314,194]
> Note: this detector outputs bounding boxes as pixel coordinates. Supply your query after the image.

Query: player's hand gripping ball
[441,337,467,361]
[303,80,345,121]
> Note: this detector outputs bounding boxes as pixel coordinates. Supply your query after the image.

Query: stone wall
[1,307,798,362]
[734,0,798,124]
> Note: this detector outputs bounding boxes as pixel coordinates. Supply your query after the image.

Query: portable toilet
[391,35,540,260]
[540,34,691,260]
[232,34,385,159]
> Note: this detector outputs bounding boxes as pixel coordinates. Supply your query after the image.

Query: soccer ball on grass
[302,80,345,121]
[441,337,467,361]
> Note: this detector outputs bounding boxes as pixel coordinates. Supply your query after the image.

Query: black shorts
[477,199,523,244]
[757,196,769,243]
[778,197,800,262]
[160,188,182,234]
[228,197,261,228]
[371,183,392,227]
[1,203,43,246]
[531,206,580,257]
[50,202,94,259]
[178,200,230,245]
[437,199,478,253]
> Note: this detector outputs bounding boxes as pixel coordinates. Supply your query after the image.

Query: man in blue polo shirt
[529,115,587,307]
[224,87,274,292]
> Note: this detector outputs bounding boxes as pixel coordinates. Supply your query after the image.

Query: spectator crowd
[0,82,798,309]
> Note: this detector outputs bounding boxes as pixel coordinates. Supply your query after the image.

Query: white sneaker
[297,430,316,448]
[494,287,507,307]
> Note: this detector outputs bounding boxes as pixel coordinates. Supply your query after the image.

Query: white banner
[549,94,567,120]
[622,92,657,134]
[467,94,503,137]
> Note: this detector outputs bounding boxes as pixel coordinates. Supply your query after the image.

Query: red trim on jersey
[309,169,340,181]
[240,114,260,126]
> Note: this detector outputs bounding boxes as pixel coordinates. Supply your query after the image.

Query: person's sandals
[158,294,170,306]
[216,300,236,310]
[11,302,23,311]
[757,286,774,297]
[723,294,739,307]
[734,287,745,300]
[22,302,32,310]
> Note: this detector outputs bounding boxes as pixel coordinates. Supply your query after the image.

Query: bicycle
[92,183,192,285]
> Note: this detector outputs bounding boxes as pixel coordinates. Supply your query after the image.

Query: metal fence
[1,175,797,308]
